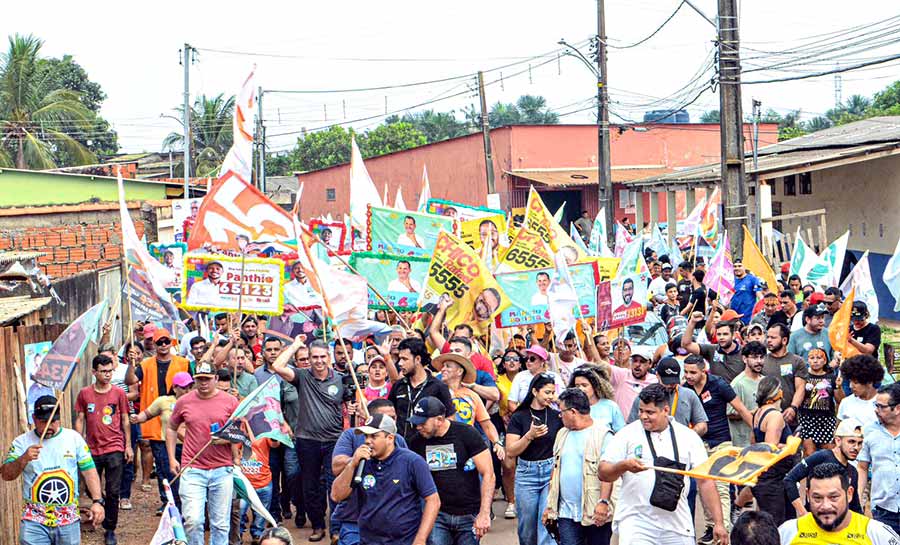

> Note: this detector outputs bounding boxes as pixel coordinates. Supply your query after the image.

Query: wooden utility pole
[717,0,747,253]
[477,71,496,195]
[182,44,193,197]
[596,0,613,246]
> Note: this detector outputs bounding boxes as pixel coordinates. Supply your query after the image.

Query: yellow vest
[785,512,876,545]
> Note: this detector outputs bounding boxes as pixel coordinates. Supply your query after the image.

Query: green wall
[0,169,168,207]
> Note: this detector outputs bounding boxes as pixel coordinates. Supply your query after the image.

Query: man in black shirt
[408,397,494,542]
[783,418,865,515]
[682,311,745,382]
[684,270,707,324]
[848,301,881,357]
[387,337,455,439]
[677,261,694,310]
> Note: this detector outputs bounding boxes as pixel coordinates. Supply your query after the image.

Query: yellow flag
[524,187,587,261]
[422,230,509,334]
[829,287,858,357]
[668,436,801,486]
[741,225,779,294]
[497,225,554,272]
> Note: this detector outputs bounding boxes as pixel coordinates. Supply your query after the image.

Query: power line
[739,52,900,85]
[605,0,686,49]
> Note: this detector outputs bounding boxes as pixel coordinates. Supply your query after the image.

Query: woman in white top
[508,345,566,412]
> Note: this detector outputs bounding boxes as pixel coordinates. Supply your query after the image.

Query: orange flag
[829,287,858,358]
[742,225,779,294]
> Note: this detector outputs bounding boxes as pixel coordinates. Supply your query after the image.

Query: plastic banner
[425,198,504,222]
[607,272,650,328]
[367,205,455,258]
[182,254,284,315]
[172,198,203,244]
[308,219,350,256]
[460,213,508,250]
[150,242,187,293]
[349,252,430,311]
[495,261,600,327]
[497,226,553,272]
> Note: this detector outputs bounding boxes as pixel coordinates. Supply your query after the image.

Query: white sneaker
[504,503,516,519]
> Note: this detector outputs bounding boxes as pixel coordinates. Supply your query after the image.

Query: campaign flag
[215,376,293,447]
[233,466,277,528]
[699,187,721,248]
[395,186,408,211]
[33,300,107,391]
[417,165,432,213]
[666,436,801,486]
[609,272,649,327]
[495,262,599,327]
[616,236,646,277]
[588,208,613,257]
[703,232,735,305]
[218,68,256,183]
[548,251,578,346]
[841,251,879,322]
[524,187,585,260]
[789,230,819,284]
[348,136,381,231]
[883,237,900,312]
[497,226,553,273]
[421,230,510,334]
[648,223,669,257]
[150,480,187,545]
[614,222,633,257]
[570,223,590,254]
[807,230,849,287]
[553,201,566,224]
[187,171,295,254]
[676,195,707,249]
[829,287,857,358]
[742,225,779,294]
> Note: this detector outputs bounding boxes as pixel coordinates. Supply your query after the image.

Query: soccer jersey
[778,512,899,545]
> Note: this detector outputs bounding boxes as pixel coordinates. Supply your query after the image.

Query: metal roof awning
[506,166,671,188]
[0,296,51,325]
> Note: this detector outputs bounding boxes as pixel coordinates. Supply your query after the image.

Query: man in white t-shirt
[599,383,728,545]
[186,261,224,307]
[387,260,422,294]
[530,272,551,307]
[837,354,884,429]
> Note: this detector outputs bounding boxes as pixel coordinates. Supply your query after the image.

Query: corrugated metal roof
[0,296,51,325]
[507,166,671,187]
[758,117,900,156]
[0,250,45,264]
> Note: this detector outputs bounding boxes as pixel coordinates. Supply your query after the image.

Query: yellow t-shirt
[778,512,899,545]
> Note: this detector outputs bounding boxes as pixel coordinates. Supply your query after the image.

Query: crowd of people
[4,243,900,545]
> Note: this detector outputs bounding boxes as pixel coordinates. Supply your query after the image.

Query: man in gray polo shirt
[273,337,347,542]
[627,357,708,436]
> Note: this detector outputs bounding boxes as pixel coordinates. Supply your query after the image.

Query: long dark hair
[497,348,523,377]
[514,373,556,413]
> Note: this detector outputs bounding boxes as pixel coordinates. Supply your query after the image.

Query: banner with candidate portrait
[308,219,350,256]
[608,272,650,327]
[172,197,204,244]
[149,242,187,293]
[425,198,504,222]
[495,261,600,327]
[367,205,455,258]
[420,230,509,334]
[496,226,553,273]
[182,254,284,315]
[459,213,508,251]
[348,252,429,311]
[524,186,587,260]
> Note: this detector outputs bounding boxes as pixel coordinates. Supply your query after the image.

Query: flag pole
[38,392,61,444]
[11,357,28,432]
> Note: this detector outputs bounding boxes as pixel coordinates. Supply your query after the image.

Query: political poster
[149,242,186,293]
[593,257,620,282]
[420,230,509,334]
[496,226,553,273]
[34,300,107,392]
[425,198,504,222]
[459,213,508,251]
[182,254,284,315]
[608,272,650,327]
[495,262,600,327]
[524,187,586,261]
[595,281,613,331]
[172,198,204,244]
[367,205,455,258]
[348,252,429,311]
[308,219,349,256]
[24,341,53,424]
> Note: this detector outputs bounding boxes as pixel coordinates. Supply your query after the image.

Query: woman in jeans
[505,373,563,545]
[496,348,523,518]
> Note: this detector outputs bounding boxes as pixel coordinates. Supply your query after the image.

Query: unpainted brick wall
[0,221,144,279]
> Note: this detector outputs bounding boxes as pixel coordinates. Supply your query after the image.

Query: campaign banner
[524,187,586,261]
[367,205,455,258]
[348,252,429,311]
[420,230,509,334]
[308,219,350,256]
[425,198,504,222]
[459,213,508,250]
[150,242,187,294]
[34,300,107,392]
[595,281,613,331]
[24,342,53,424]
[172,198,204,244]
[182,254,285,315]
[593,257,620,282]
[497,226,553,273]
[608,272,650,328]
[495,262,599,327]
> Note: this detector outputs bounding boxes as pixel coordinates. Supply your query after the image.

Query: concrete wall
[0,168,168,207]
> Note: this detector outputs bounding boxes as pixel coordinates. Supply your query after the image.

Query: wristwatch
[598,499,611,506]
[92,498,104,506]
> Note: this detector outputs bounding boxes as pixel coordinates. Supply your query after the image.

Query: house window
[326,188,336,202]
[799,172,812,195]
[783,175,796,196]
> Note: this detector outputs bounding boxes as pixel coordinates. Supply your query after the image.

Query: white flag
[218,68,257,182]
[417,165,432,212]
[808,230,849,287]
[882,237,900,312]
[789,229,818,283]
[395,186,408,211]
[548,251,578,347]
[349,136,381,229]
[841,251,879,322]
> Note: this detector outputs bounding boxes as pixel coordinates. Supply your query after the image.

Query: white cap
[630,345,655,361]
[834,418,864,438]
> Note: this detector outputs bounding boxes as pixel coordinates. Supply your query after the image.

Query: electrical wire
[605,0,686,49]
[740,52,900,84]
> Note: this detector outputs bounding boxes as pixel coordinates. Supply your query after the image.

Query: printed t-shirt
[75,385,129,455]
[169,390,239,470]
[850,323,881,353]
[364,382,391,402]
[449,386,490,427]
[837,395,878,429]
[698,342,744,383]
[787,328,833,360]
[145,396,179,443]
[5,428,95,527]
[241,437,273,489]
[778,511,899,545]
[506,408,563,461]
[409,421,487,516]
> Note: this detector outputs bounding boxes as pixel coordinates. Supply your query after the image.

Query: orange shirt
[449,386,489,427]
[241,437,273,489]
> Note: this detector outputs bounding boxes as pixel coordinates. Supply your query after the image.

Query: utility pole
[182,44,193,198]
[717,0,746,253]
[751,99,761,243]
[477,71,496,195]
[257,87,265,192]
[595,0,613,247]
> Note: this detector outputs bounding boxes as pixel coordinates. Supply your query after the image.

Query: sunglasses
[527,356,542,362]
[503,356,520,362]
[155,339,172,346]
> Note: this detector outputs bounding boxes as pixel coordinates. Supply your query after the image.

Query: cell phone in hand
[532,415,543,426]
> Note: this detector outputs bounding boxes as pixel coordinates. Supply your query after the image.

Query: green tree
[265,151,293,177]
[803,116,832,133]
[700,109,720,123]
[516,95,559,124]
[844,94,871,116]
[870,81,900,114]
[489,102,521,126]
[163,93,235,177]
[287,125,353,172]
[0,34,97,169]
[359,121,426,156]
[386,109,468,143]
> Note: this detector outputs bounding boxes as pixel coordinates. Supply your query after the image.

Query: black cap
[695,257,706,265]
[33,395,60,421]
[851,301,868,319]
[657,357,681,385]
[804,302,828,318]
[408,396,446,425]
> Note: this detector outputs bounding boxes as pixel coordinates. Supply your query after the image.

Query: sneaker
[119,499,132,511]
[104,530,118,545]
[697,526,715,545]
[309,529,326,542]
[504,503,516,519]
[295,515,307,528]
[155,505,164,517]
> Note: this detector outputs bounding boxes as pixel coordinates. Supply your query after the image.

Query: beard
[812,505,848,532]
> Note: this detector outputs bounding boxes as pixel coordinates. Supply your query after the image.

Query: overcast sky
[5,0,898,154]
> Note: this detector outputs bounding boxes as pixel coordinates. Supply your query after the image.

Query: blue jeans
[874,506,900,535]
[19,520,81,545]
[150,440,180,507]
[120,423,140,499]
[515,458,554,545]
[557,518,612,545]
[180,465,234,545]
[240,482,273,538]
[339,522,360,545]
[428,512,478,545]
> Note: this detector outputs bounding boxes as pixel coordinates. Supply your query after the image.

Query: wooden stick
[38,391,60,444]
[12,357,28,432]
[170,439,214,484]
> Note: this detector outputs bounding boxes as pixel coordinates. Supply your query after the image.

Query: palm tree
[516,95,559,124]
[844,94,870,117]
[803,116,832,133]
[163,93,235,177]
[0,34,96,169]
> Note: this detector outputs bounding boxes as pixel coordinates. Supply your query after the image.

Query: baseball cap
[172,372,194,388]
[804,302,829,318]
[851,301,868,319]
[807,292,825,305]
[747,322,765,334]
[630,345,654,361]
[718,309,743,323]
[152,329,174,343]
[408,396,447,425]
[657,357,681,385]
[834,418,865,438]
[695,257,706,266]
[355,413,397,436]
[33,395,61,421]
[193,361,216,378]
[524,345,549,362]
[611,337,631,350]
[780,263,790,274]
[143,323,158,337]
[661,263,673,270]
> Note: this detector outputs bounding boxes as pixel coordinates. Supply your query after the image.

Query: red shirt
[75,385,129,455]
[169,390,239,470]
[441,341,497,378]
